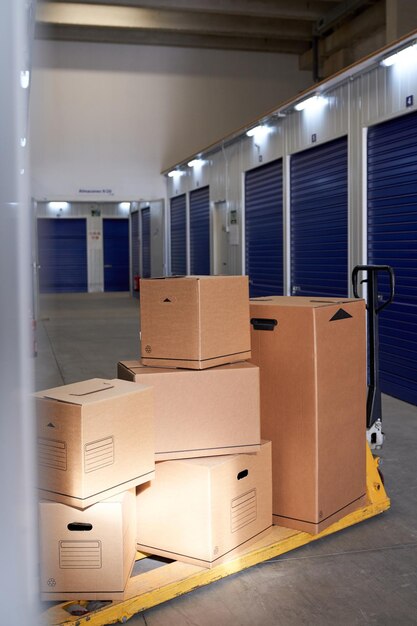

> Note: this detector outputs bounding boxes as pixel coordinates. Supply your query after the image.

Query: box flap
[250,296,362,308]
[34,378,135,405]
[119,360,144,371]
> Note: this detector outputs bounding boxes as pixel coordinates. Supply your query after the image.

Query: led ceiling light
[20,70,30,89]
[246,125,270,139]
[294,94,328,111]
[188,158,204,168]
[48,202,69,210]
[168,170,184,178]
[381,43,417,67]
[119,202,131,211]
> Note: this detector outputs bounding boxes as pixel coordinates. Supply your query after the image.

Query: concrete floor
[36,293,417,626]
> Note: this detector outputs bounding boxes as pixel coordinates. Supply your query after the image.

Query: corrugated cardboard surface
[118,360,261,460]
[39,490,136,599]
[140,276,251,369]
[35,378,155,508]
[136,441,272,568]
[250,297,367,534]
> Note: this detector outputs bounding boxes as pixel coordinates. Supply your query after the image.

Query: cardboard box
[35,378,154,508]
[39,490,136,600]
[140,275,251,369]
[136,441,272,568]
[250,297,367,534]
[118,360,261,460]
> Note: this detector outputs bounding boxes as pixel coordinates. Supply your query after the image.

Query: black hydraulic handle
[352,265,395,313]
[250,318,277,331]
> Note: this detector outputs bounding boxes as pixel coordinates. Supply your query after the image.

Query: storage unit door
[189,186,210,274]
[368,111,417,405]
[170,194,187,275]
[290,136,348,297]
[103,218,129,291]
[131,211,139,297]
[245,159,283,297]
[37,218,87,293]
[141,206,151,278]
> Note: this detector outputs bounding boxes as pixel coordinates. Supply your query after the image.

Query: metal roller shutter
[103,218,129,292]
[368,111,417,406]
[290,136,348,297]
[131,211,139,297]
[141,207,151,278]
[38,218,87,293]
[245,159,283,297]
[170,194,187,275]
[190,186,210,275]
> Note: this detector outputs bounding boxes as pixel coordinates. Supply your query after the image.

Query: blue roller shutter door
[38,218,87,293]
[131,211,139,297]
[103,218,129,291]
[190,186,210,275]
[368,111,417,405]
[290,137,348,297]
[170,194,187,275]
[141,207,151,278]
[245,159,283,297]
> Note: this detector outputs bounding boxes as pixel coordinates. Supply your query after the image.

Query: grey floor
[36,293,417,626]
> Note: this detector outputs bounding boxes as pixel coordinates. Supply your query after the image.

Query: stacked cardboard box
[126,276,273,568]
[36,276,367,600]
[36,275,273,599]
[249,296,367,533]
[36,378,155,599]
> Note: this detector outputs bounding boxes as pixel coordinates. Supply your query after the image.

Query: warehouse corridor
[36,293,417,626]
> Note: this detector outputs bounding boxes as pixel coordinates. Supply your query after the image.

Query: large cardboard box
[250,296,367,534]
[118,360,261,460]
[136,441,272,568]
[39,490,136,600]
[35,378,154,508]
[140,275,251,369]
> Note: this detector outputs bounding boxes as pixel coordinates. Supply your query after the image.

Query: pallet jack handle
[351,265,395,434]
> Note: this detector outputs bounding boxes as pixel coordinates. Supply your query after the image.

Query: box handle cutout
[237,469,249,480]
[67,523,93,532]
[250,318,277,331]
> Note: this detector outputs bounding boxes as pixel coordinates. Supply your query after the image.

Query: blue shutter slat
[290,136,348,297]
[367,109,417,405]
[190,186,210,275]
[38,218,87,293]
[245,159,283,297]
[141,207,151,278]
[170,194,187,275]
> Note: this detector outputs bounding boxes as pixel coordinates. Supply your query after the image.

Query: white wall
[30,40,313,202]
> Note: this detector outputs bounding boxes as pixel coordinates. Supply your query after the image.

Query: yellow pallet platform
[42,446,390,626]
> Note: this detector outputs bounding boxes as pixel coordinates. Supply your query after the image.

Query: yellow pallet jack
[41,447,389,626]
[42,266,394,626]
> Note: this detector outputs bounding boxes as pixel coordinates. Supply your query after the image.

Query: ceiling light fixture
[294,95,327,112]
[246,124,270,139]
[48,202,69,210]
[188,158,204,168]
[20,70,30,89]
[381,43,417,67]
[168,170,184,178]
